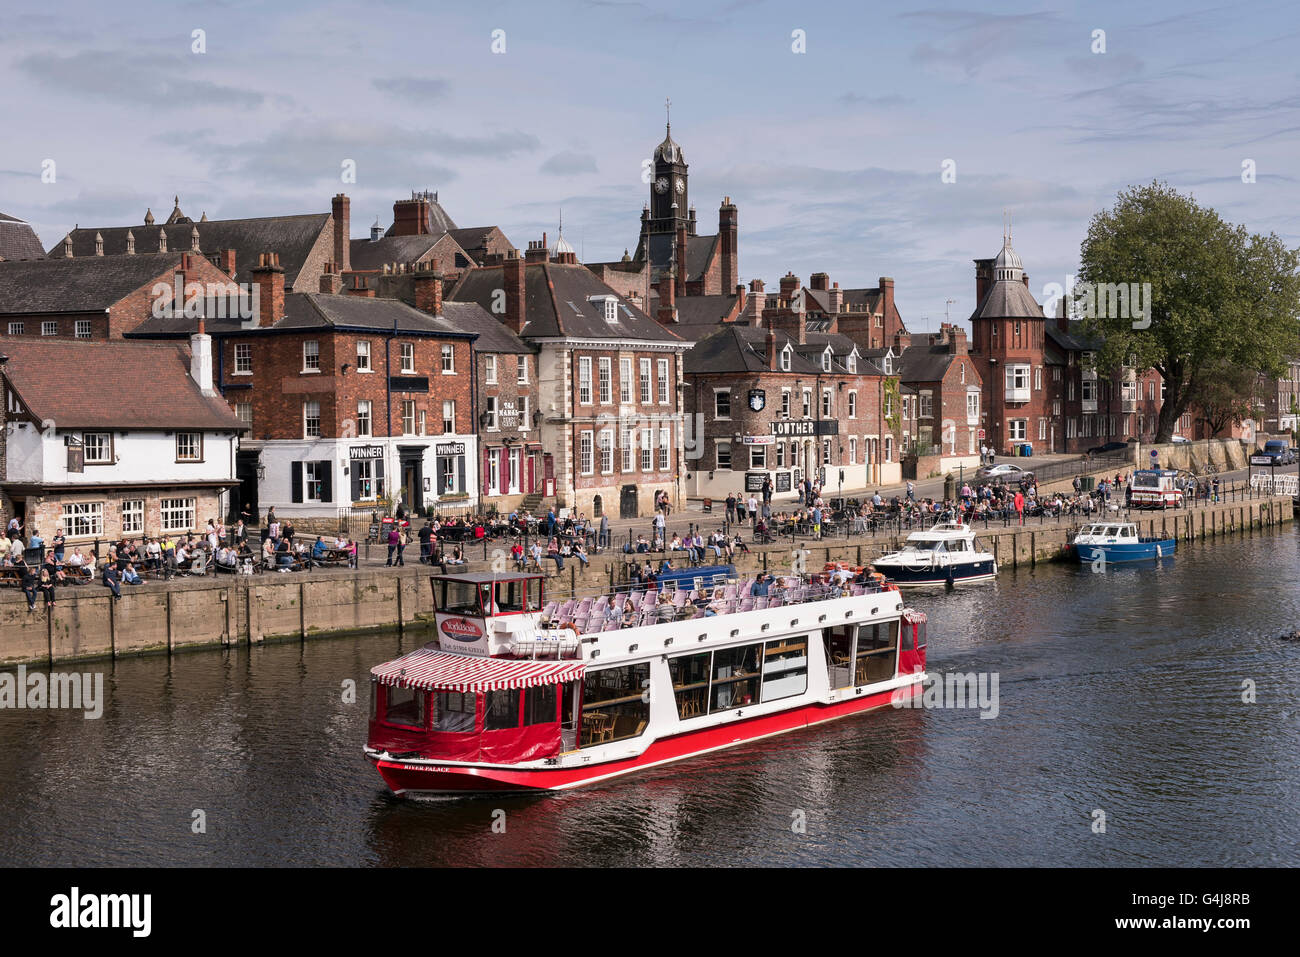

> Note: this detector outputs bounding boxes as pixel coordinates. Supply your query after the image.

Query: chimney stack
[719,198,738,293]
[767,329,778,371]
[346,274,376,298]
[809,272,829,291]
[744,278,766,326]
[503,249,526,334]
[779,272,800,304]
[319,261,342,295]
[190,327,214,394]
[525,235,549,264]
[219,248,237,277]
[657,268,678,324]
[828,281,843,315]
[391,194,432,236]
[413,260,443,315]
[974,258,994,304]
[251,252,285,327]
[675,226,688,297]
[332,193,351,274]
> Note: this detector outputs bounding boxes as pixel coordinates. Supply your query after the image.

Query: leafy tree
[1189,360,1261,436]
[1076,182,1300,442]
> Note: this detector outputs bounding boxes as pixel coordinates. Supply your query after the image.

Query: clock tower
[636,102,695,269]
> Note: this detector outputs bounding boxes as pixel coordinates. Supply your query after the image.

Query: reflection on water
[2,525,1298,866]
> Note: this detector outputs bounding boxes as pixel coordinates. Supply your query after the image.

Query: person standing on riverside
[1014,489,1025,525]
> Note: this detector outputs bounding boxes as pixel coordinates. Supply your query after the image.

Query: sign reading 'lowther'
[771,420,839,437]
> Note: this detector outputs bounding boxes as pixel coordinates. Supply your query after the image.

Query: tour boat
[1072,522,1176,563]
[364,570,927,796]
[872,523,998,587]
[1127,469,1186,509]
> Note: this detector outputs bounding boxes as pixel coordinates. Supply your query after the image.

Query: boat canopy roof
[432,571,547,585]
[372,645,585,692]
[909,523,973,540]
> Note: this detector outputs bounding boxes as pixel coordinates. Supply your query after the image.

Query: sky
[3,0,1299,332]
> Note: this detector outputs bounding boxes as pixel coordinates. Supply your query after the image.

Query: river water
[2,525,1298,867]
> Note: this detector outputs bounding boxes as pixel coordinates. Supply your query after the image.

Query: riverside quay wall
[1,495,1292,668]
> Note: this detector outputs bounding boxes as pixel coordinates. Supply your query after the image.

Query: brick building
[127,255,491,519]
[0,252,240,341]
[0,336,245,542]
[894,323,982,470]
[449,241,688,519]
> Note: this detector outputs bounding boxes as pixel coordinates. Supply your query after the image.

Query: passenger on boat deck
[769,579,786,602]
[656,591,675,621]
[622,604,636,627]
[752,574,771,597]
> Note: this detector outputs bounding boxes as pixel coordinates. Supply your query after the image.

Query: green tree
[1077,182,1300,442]
[1189,360,1261,437]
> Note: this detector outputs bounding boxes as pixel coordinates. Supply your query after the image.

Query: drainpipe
[385,319,394,510]
[470,342,480,511]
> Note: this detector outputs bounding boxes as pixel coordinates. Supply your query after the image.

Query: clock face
[674,178,685,194]
[654,176,669,194]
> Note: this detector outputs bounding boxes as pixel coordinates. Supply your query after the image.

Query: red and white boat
[364,569,928,796]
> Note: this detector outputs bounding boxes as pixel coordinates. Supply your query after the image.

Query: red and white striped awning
[371,647,585,693]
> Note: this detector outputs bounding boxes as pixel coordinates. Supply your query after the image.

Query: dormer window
[882,355,893,375]
[780,347,792,372]
[821,351,832,372]
[847,354,857,373]
[605,298,618,323]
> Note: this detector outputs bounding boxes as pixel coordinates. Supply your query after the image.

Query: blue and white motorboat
[873,523,998,587]
[1072,522,1175,563]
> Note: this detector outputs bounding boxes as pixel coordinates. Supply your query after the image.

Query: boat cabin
[1075,523,1137,543]
[1128,469,1184,508]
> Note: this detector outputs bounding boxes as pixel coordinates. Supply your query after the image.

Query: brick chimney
[674,226,688,297]
[1022,272,1030,288]
[332,193,351,274]
[828,281,843,315]
[893,330,912,352]
[766,329,778,371]
[503,250,526,334]
[719,198,738,293]
[735,283,747,315]
[809,272,829,291]
[779,272,800,304]
[391,195,431,236]
[346,274,376,298]
[219,248,237,277]
[319,261,342,295]
[974,258,994,304]
[524,234,549,264]
[657,268,678,324]
[251,252,285,327]
[878,277,895,321]
[744,278,766,326]
[413,260,443,315]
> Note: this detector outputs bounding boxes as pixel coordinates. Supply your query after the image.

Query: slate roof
[0,339,245,431]
[968,279,1045,321]
[685,234,717,282]
[449,262,681,342]
[0,253,185,315]
[272,293,474,337]
[684,325,878,376]
[443,302,533,355]
[348,234,442,273]
[52,213,331,288]
[0,213,45,261]
[898,343,961,383]
[447,227,497,256]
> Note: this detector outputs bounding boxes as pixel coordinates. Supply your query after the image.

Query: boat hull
[875,559,997,587]
[1074,539,1176,563]
[369,680,922,796]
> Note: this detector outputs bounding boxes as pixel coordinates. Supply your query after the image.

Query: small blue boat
[1073,522,1175,563]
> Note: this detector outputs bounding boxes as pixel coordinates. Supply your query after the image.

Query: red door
[527,454,536,494]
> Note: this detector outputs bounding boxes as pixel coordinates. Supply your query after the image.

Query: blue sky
[3,0,1298,330]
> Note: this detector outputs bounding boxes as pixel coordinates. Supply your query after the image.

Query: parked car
[975,463,1035,484]
[1252,439,1296,466]
[1087,441,1127,454]
[1171,435,1192,445]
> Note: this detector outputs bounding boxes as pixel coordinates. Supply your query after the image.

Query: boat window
[440,579,482,615]
[824,625,855,690]
[669,651,712,719]
[1104,526,1120,537]
[908,540,939,552]
[384,685,426,729]
[524,683,559,725]
[855,621,898,686]
[949,539,966,552]
[484,689,521,730]
[581,663,651,747]
[761,636,808,702]
[369,677,378,720]
[433,690,475,732]
[711,643,763,711]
